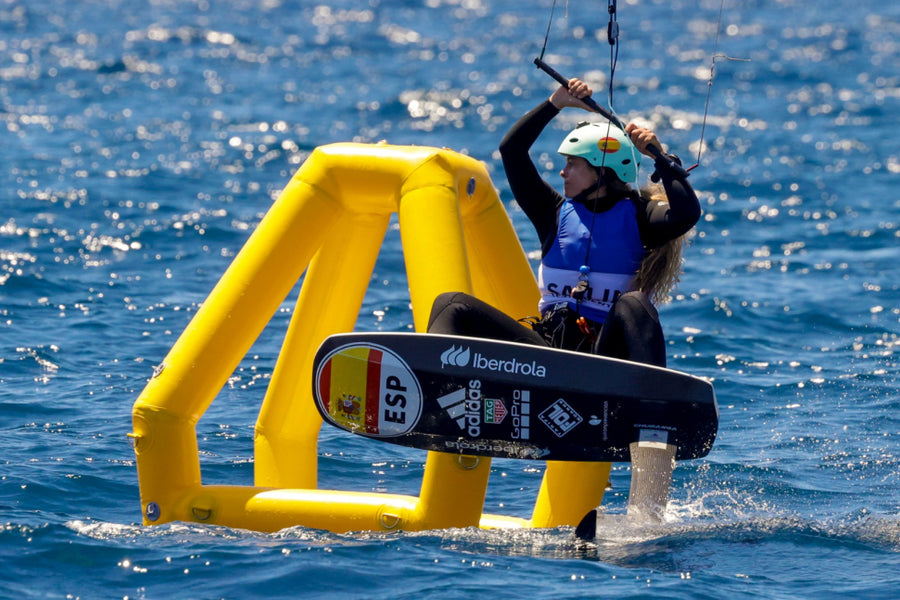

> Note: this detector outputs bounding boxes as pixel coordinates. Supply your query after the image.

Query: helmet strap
[571,168,607,205]
[571,182,602,205]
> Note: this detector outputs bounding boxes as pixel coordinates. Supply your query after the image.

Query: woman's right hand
[549,78,594,110]
[625,123,664,158]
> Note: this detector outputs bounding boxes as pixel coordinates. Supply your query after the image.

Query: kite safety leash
[606,0,619,111]
[536,0,559,63]
[687,0,751,173]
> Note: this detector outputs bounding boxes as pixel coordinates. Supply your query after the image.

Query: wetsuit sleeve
[639,155,702,248]
[499,101,565,250]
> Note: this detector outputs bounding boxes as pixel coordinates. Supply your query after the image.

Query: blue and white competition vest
[538,198,644,323]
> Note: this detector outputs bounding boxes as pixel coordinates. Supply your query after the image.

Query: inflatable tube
[131,142,608,532]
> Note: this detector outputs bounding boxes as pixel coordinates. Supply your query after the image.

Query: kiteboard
[312,333,717,462]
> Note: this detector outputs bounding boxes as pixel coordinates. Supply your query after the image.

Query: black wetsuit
[428,100,701,367]
[501,101,700,253]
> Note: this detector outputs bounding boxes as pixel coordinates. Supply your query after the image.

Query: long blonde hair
[598,169,694,305]
[630,182,690,305]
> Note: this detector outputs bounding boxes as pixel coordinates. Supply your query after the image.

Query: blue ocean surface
[2,0,898,597]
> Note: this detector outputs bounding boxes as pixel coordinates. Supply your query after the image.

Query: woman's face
[560,156,602,198]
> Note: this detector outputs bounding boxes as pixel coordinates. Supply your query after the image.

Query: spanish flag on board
[315,343,422,437]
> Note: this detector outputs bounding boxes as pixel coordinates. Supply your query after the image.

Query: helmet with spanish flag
[557,121,640,184]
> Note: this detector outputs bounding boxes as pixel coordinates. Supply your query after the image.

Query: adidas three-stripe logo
[436,387,467,430]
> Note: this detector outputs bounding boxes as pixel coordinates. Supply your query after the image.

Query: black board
[312,333,717,462]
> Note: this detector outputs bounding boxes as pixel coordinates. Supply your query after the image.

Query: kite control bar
[534,57,626,131]
[533,57,689,179]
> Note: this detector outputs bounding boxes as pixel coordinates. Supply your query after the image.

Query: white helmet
[557,121,640,184]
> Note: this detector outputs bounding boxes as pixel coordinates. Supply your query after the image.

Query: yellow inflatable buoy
[131,143,610,533]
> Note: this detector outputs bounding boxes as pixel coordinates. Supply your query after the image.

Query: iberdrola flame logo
[440,345,471,368]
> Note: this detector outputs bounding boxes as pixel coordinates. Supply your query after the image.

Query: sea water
[1,0,898,598]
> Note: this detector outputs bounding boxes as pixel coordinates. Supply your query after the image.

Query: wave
[42,503,894,562]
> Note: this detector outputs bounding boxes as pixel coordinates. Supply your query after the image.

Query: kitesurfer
[427,77,700,368]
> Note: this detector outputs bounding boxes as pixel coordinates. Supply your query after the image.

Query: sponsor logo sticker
[440,345,471,368]
[539,398,583,437]
[511,389,531,440]
[442,439,549,459]
[440,345,547,378]
[435,379,483,436]
[484,397,507,425]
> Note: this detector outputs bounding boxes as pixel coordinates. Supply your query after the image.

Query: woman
[427,78,700,368]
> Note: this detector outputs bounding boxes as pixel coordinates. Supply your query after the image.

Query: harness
[538,198,644,324]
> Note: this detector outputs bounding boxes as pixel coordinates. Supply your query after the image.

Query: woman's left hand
[625,123,664,158]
